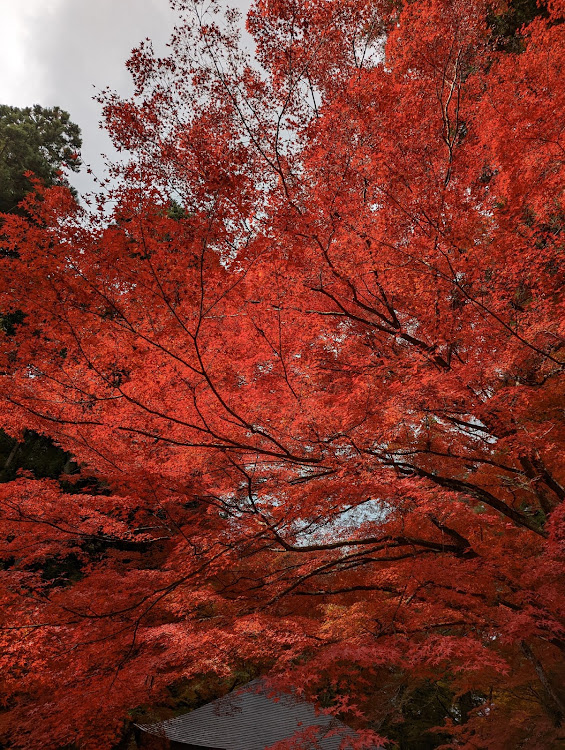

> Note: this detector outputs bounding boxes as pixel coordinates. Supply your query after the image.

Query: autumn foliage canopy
[1,0,564,747]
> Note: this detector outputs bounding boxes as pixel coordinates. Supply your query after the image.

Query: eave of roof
[136,679,367,750]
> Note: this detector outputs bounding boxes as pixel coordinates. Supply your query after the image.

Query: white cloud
[0,0,65,105]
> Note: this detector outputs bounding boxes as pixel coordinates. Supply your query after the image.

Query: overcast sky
[0,0,251,196]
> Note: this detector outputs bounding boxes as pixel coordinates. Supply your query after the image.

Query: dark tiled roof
[137,679,373,749]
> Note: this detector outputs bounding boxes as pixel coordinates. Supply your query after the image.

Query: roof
[137,679,375,749]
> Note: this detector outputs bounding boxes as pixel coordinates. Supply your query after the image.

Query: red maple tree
[1,0,564,748]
